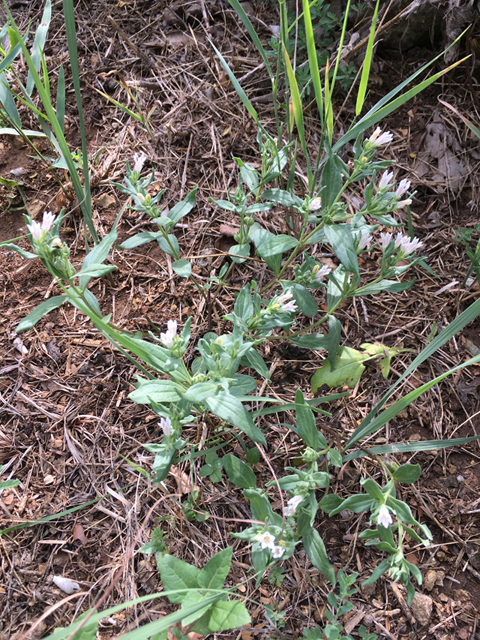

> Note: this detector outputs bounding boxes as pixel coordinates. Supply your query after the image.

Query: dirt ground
[0,1,480,639]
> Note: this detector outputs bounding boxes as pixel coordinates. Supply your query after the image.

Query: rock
[424,569,437,591]
[411,592,433,625]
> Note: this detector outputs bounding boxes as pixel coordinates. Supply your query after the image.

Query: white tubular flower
[368,127,393,147]
[41,211,56,232]
[358,232,373,250]
[395,179,411,198]
[271,545,285,559]
[378,170,394,190]
[276,291,297,312]
[160,320,178,348]
[314,265,332,283]
[133,153,147,174]
[284,495,303,517]
[380,232,393,252]
[27,220,43,241]
[159,417,172,436]
[309,197,322,211]
[395,234,423,255]
[377,505,393,528]
[396,198,412,209]
[255,531,276,550]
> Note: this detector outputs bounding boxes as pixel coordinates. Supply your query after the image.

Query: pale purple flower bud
[394,232,404,249]
[160,320,178,348]
[282,300,298,313]
[378,170,394,190]
[377,505,393,528]
[309,198,322,211]
[368,127,393,147]
[380,232,393,252]
[395,179,411,198]
[271,545,285,559]
[396,198,412,209]
[41,211,56,232]
[159,417,172,436]
[284,495,303,517]
[255,531,276,550]
[396,234,423,255]
[133,153,147,174]
[314,265,332,282]
[358,232,373,250]
[27,220,43,241]
[276,291,293,305]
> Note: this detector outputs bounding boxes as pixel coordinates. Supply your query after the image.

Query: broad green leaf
[329,494,374,516]
[244,348,270,380]
[0,72,21,127]
[261,188,303,208]
[230,242,250,263]
[244,488,282,527]
[234,284,253,320]
[129,380,185,404]
[0,479,20,489]
[327,315,341,369]
[320,152,343,209]
[206,600,251,631]
[0,243,37,259]
[206,392,266,444]
[158,234,179,259]
[362,558,391,586]
[303,528,336,586]
[319,493,343,514]
[223,454,256,489]
[324,224,359,276]
[156,554,201,604]
[77,264,117,280]
[198,547,232,590]
[256,234,298,258]
[311,347,367,390]
[120,231,162,249]
[168,187,197,224]
[291,284,317,317]
[182,382,220,402]
[172,259,191,278]
[291,334,328,350]
[229,373,257,396]
[79,225,123,289]
[17,295,67,332]
[361,478,384,502]
[392,463,421,484]
[295,389,318,450]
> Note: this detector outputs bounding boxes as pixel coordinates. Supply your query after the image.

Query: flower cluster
[160,320,178,348]
[255,531,285,559]
[367,127,393,148]
[380,232,423,256]
[377,505,393,528]
[284,495,303,517]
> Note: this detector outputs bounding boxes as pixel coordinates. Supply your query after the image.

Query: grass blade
[355,0,379,116]
[343,435,480,462]
[302,0,323,126]
[62,0,97,243]
[56,63,65,133]
[228,0,273,80]
[344,295,480,450]
[329,0,351,97]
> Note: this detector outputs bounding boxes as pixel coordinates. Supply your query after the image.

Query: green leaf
[327,315,341,370]
[324,224,359,276]
[244,348,270,380]
[311,347,367,390]
[182,382,220,402]
[205,392,266,445]
[295,389,319,450]
[198,547,232,590]
[362,558,391,586]
[247,447,261,464]
[230,242,250,263]
[129,380,185,404]
[172,259,191,278]
[0,479,20,489]
[0,243,37,259]
[227,0,273,80]
[261,188,303,208]
[0,72,21,127]
[156,554,201,604]
[392,463,421,484]
[244,488,282,526]
[291,284,317,317]
[256,234,299,258]
[56,64,65,133]
[17,296,67,332]
[353,279,414,296]
[229,374,258,396]
[320,151,343,208]
[361,478,384,502]
[26,0,51,95]
[206,600,251,632]
[343,435,480,462]
[329,494,374,516]
[158,234,179,259]
[303,528,336,586]
[326,449,342,467]
[291,334,328,350]
[78,223,118,290]
[77,264,117,280]
[302,0,323,125]
[234,284,254,319]
[223,454,256,489]
[120,231,162,249]
[168,187,197,224]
